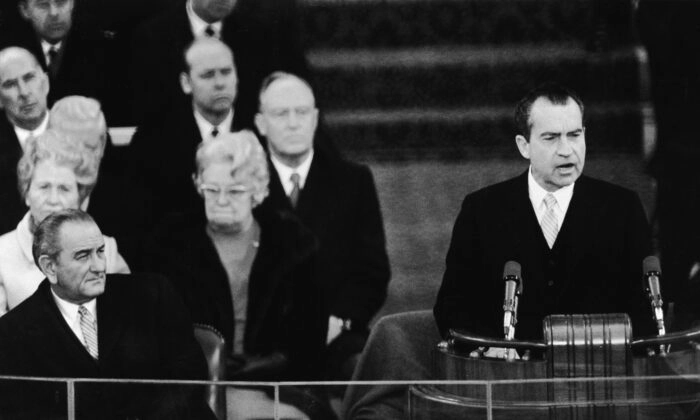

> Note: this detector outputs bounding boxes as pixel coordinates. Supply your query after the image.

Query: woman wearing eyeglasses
[143,131,327,397]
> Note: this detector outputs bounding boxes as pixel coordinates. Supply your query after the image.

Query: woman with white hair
[48,95,138,260]
[143,130,328,418]
[0,129,129,315]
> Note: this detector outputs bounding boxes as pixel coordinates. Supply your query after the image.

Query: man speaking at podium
[434,83,655,342]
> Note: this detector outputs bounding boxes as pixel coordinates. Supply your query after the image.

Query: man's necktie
[47,47,59,76]
[78,305,99,359]
[289,173,300,208]
[541,193,559,249]
[205,25,216,37]
[211,126,219,138]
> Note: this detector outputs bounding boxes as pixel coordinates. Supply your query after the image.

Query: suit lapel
[95,279,125,363]
[553,176,599,277]
[505,172,547,260]
[266,158,294,211]
[295,153,333,222]
[28,281,99,371]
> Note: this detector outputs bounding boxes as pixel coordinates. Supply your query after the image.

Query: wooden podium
[409,314,700,419]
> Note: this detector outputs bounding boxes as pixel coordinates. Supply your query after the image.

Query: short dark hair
[514,83,585,140]
[32,209,95,267]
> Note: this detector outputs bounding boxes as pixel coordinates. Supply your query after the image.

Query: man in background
[0,46,49,234]
[256,71,391,381]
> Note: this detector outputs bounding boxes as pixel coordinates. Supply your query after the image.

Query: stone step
[310,45,645,110]
[300,0,635,50]
[324,103,644,160]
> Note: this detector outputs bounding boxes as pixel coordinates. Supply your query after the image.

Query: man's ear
[180,72,192,95]
[254,112,266,136]
[515,134,530,159]
[18,1,30,21]
[38,255,58,284]
[39,70,50,97]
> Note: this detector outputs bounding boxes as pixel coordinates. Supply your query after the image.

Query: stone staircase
[300,0,647,160]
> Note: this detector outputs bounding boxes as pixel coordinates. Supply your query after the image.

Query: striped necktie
[78,305,99,359]
[541,193,559,249]
[289,173,301,208]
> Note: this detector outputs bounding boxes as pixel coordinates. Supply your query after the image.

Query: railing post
[274,384,280,420]
[66,379,76,420]
[486,381,493,420]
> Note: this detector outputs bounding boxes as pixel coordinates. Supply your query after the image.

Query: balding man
[256,72,391,381]
[130,0,308,127]
[0,46,49,234]
[0,0,109,119]
[126,38,239,242]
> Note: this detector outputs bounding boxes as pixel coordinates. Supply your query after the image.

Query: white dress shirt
[270,151,314,196]
[51,289,97,347]
[13,112,49,149]
[0,212,130,315]
[527,167,575,229]
[40,39,62,67]
[186,0,223,38]
[193,108,233,143]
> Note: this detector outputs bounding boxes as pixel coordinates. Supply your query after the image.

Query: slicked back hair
[514,83,585,141]
[32,209,95,268]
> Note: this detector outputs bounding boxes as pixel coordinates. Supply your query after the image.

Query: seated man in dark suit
[0,209,214,419]
[130,0,308,127]
[255,72,391,380]
[1,0,108,118]
[0,46,50,234]
[126,38,239,249]
[434,83,655,344]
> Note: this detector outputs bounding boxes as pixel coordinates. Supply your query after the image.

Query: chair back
[193,324,226,419]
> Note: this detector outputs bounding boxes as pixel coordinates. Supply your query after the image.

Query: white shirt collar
[270,150,314,196]
[13,111,49,149]
[51,287,97,345]
[40,39,62,63]
[527,166,575,224]
[193,108,233,143]
[186,0,223,38]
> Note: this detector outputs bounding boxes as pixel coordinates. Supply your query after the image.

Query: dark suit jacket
[259,147,390,328]
[0,114,26,235]
[0,274,213,419]
[0,20,108,116]
[143,208,325,380]
[130,0,309,128]
[434,172,655,341]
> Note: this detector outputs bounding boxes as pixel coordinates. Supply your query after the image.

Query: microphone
[643,256,666,337]
[502,261,522,341]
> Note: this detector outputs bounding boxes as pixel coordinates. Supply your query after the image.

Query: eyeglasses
[199,184,252,201]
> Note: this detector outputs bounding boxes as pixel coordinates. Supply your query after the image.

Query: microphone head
[643,256,662,275]
[503,261,521,279]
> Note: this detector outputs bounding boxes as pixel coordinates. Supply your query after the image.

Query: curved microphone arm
[631,326,700,350]
[448,329,548,352]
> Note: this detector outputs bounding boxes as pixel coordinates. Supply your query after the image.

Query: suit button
[548,280,554,286]
[548,260,555,267]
